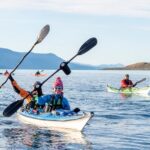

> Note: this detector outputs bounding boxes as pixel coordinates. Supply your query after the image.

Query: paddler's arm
[8,74,20,94]
[129,80,134,87]
[62,97,71,110]
[8,74,32,103]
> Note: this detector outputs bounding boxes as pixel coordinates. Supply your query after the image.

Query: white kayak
[17,109,94,131]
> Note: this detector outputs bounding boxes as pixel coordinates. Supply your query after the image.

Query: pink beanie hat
[53,77,63,89]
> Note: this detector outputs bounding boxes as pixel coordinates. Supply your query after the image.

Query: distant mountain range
[103,62,150,70]
[0,48,124,70]
[122,62,150,70]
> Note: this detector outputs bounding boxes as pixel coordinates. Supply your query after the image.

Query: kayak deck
[19,111,87,121]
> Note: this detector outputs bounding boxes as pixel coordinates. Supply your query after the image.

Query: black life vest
[50,94,63,111]
[124,79,132,85]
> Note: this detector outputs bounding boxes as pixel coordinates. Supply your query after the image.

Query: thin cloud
[1,0,150,18]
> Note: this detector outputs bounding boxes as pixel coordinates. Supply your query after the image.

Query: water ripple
[1,70,150,149]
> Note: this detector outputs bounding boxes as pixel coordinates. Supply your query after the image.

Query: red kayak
[32,74,48,77]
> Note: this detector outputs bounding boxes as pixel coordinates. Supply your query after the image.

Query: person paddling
[8,73,43,109]
[121,74,133,88]
[36,77,71,114]
[35,70,41,76]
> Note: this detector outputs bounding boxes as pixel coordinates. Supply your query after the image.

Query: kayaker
[35,70,40,76]
[121,74,133,88]
[36,77,71,113]
[8,73,43,108]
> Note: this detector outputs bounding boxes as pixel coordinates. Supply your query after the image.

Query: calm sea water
[0,70,150,150]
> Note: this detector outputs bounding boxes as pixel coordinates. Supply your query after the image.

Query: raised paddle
[3,37,97,117]
[119,77,146,90]
[59,37,97,75]
[133,78,146,87]
[41,37,97,85]
[0,25,50,89]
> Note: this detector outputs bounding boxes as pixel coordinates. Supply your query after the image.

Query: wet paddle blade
[3,100,24,117]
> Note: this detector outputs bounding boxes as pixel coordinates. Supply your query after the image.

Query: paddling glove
[8,74,14,82]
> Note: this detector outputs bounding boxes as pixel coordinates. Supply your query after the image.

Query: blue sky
[0,0,150,66]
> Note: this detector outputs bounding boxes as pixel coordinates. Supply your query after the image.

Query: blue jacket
[36,94,71,110]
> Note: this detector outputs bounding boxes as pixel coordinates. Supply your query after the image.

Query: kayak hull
[17,110,94,131]
[107,85,150,95]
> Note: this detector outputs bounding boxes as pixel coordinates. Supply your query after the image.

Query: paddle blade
[133,78,146,87]
[37,24,50,44]
[140,78,146,82]
[78,37,97,55]
[3,100,24,117]
[136,78,146,84]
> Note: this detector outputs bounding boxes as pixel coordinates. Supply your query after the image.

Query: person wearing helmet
[8,74,43,106]
[36,77,70,113]
[33,81,43,97]
[121,74,133,88]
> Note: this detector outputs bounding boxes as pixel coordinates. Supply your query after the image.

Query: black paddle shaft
[0,25,50,89]
[3,37,97,117]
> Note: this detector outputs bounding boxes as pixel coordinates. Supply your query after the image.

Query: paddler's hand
[8,74,14,81]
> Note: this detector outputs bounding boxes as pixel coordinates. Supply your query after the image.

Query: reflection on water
[120,93,133,99]
[2,126,91,149]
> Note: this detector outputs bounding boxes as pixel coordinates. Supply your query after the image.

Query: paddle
[0,25,50,89]
[119,77,146,90]
[3,37,97,117]
[133,78,146,87]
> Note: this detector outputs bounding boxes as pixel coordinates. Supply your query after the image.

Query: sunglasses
[54,87,63,90]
